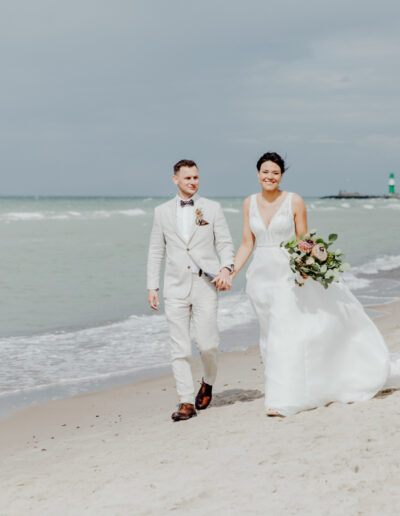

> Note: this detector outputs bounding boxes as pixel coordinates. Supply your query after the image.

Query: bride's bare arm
[231,197,255,279]
[292,193,307,238]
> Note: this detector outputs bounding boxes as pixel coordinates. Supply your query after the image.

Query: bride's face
[258,160,282,192]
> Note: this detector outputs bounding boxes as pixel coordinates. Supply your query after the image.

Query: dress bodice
[249,192,295,247]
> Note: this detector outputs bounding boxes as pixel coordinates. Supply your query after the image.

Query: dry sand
[1,302,399,516]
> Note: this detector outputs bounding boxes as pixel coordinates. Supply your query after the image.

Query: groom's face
[173,166,199,198]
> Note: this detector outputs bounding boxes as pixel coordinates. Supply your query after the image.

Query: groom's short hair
[173,159,198,174]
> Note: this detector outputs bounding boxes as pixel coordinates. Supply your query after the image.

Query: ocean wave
[363,204,374,210]
[223,208,240,213]
[352,254,400,275]
[3,212,46,221]
[80,208,147,218]
[343,272,371,290]
[0,208,147,222]
[307,204,338,212]
[218,292,255,331]
[0,291,255,395]
[343,254,400,291]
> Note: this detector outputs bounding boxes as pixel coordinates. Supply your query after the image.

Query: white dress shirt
[176,194,200,273]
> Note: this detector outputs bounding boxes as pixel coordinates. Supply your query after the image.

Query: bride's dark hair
[257,152,286,173]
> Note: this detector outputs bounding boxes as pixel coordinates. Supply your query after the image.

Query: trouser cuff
[180,397,195,406]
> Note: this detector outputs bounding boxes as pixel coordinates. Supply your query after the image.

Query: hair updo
[256,152,286,174]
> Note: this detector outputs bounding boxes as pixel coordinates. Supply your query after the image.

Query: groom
[147,159,234,421]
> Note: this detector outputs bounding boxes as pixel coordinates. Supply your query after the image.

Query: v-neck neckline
[255,192,289,232]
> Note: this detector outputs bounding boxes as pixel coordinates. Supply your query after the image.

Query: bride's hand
[212,268,232,291]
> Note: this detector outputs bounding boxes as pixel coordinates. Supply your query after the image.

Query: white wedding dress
[246,192,400,416]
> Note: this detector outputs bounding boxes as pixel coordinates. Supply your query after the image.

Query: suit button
[186,248,190,251]
[187,265,191,269]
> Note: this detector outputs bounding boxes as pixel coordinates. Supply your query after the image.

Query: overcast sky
[1,0,399,197]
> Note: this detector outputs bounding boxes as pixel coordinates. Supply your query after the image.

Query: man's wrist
[221,264,234,273]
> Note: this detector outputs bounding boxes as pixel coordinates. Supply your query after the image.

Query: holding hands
[148,266,234,311]
[212,267,233,291]
[149,267,234,311]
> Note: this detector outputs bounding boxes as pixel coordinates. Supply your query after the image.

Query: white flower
[311,244,328,262]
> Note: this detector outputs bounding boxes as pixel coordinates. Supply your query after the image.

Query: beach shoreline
[0,295,394,423]
[0,321,259,421]
[1,300,399,515]
[2,195,400,417]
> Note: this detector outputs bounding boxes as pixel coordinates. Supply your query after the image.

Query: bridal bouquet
[280,230,350,288]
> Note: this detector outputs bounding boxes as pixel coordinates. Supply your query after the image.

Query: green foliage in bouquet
[280,230,350,289]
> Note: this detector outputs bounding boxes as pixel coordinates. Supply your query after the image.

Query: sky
[1,0,400,197]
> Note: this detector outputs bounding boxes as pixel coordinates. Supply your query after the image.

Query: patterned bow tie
[180,199,194,207]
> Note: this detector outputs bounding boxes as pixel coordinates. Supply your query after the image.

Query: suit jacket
[147,196,234,298]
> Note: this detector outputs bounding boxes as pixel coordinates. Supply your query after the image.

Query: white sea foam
[118,209,146,216]
[0,313,170,393]
[0,208,147,222]
[223,208,240,213]
[343,272,371,290]
[218,292,256,331]
[307,204,338,212]
[351,254,400,275]
[0,291,255,395]
[3,212,46,221]
[363,204,374,210]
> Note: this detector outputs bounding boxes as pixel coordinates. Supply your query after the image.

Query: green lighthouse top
[389,172,395,194]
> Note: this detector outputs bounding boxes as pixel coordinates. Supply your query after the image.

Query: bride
[230,152,400,417]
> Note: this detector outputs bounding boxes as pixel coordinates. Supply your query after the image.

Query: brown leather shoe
[171,403,197,422]
[195,378,213,410]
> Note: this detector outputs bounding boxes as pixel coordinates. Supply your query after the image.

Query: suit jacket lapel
[187,197,202,245]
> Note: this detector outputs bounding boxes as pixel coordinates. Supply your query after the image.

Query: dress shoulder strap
[286,192,294,216]
[249,193,257,216]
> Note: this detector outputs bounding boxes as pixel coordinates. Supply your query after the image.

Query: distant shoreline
[1,194,399,200]
[322,194,400,199]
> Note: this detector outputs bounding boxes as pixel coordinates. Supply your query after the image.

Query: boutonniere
[195,208,209,226]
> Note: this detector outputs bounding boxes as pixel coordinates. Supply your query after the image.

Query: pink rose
[298,239,315,254]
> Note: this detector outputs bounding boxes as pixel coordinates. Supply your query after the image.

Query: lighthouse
[389,173,395,194]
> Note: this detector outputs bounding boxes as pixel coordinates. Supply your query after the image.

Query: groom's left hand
[212,267,232,291]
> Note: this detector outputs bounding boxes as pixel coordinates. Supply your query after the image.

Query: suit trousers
[164,274,219,405]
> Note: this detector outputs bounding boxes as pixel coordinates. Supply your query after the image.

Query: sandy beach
[1,302,399,516]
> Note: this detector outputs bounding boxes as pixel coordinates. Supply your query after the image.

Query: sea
[1,195,400,417]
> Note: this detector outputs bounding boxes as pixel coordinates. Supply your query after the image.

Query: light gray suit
[147,195,234,404]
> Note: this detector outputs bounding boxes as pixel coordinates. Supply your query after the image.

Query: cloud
[0,1,399,196]
[359,134,400,149]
